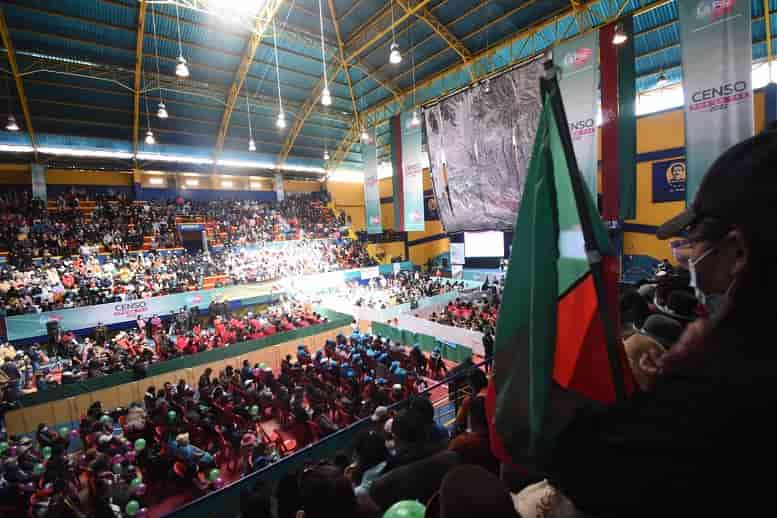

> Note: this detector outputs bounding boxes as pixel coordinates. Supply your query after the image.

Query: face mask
[688,245,735,316]
[687,246,717,307]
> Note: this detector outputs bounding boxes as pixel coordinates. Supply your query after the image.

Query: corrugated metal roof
[0,0,774,169]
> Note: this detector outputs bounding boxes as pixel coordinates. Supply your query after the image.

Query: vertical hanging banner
[31,164,47,201]
[554,32,599,198]
[274,172,285,201]
[363,129,382,234]
[400,111,425,231]
[679,0,753,201]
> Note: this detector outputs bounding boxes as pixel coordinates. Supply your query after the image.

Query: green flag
[490,79,633,463]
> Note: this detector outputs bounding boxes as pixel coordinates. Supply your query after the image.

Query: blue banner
[651,158,687,202]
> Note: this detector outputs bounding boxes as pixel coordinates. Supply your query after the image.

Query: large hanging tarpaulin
[679,0,753,200]
[423,59,544,233]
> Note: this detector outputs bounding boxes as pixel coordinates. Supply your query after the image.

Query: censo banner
[554,32,599,198]
[398,111,426,232]
[679,0,753,200]
[363,128,383,234]
[6,283,277,341]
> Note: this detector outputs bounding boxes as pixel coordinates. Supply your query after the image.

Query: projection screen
[423,58,544,233]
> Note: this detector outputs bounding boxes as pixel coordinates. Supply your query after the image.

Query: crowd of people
[0,329,483,518]
[338,272,464,310]
[426,278,502,334]
[0,299,328,402]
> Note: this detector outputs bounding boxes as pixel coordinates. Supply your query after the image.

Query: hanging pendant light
[360,128,370,143]
[143,77,156,145]
[157,101,168,119]
[246,97,256,151]
[318,0,331,107]
[151,6,170,118]
[5,114,19,132]
[656,70,668,88]
[276,111,287,129]
[176,55,190,78]
[389,43,402,65]
[174,5,190,77]
[612,23,628,45]
[272,19,286,131]
[321,86,332,106]
[388,0,402,65]
[409,110,420,127]
[323,149,330,160]
[482,77,491,94]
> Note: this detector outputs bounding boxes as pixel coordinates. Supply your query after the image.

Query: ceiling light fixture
[483,77,491,93]
[4,76,18,132]
[656,70,668,88]
[277,112,287,129]
[318,0,331,107]
[5,114,19,132]
[389,0,402,65]
[246,96,256,151]
[174,5,190,77]
[143,75,156,145]
[409,110,420,127]
[612,23,628,45]
[150,6,169,118]
[323,149,330,160]
[360,128,370,143]
[272,19,286,130]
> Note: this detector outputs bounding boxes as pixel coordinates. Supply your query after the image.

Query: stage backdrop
[424,58,544,233]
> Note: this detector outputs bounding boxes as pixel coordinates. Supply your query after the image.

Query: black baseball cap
[656,126,777,240]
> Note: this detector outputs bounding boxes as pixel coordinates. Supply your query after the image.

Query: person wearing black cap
[527,128,777,517]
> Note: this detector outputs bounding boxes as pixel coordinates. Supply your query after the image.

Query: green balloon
[167,410,177,422]
[112,463,122,474]
[250,405,259,416]
[58,427,69,439]
[208,468,220,481]
[258,362,268,369]
[134,438,146,452]
[100,415,111,424]
[0,441,8,453]
[33,463,44,474]
[125,500,140,517]
[41,446,52,459]
[383,500,426,518]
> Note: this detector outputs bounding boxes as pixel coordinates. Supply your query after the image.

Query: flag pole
[540,65,628,403]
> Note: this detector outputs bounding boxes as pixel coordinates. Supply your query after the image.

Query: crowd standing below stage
[336,272,464,310]
[427,277,503,334]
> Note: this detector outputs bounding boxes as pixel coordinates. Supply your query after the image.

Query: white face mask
[688,245,717,306]
[688,244,734,316]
